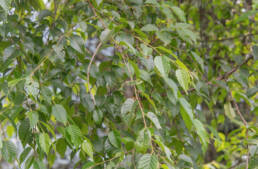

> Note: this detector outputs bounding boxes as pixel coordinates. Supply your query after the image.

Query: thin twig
[186,55,253,93]
[116,45,155,154]
[87,41,102,105]
[87,0,106,28]
[216,55,253,81]
[231,98,248,126]
[230,92,249,169]
[245,151,249,169]
[89,155,120,169]
[117,46,147,128]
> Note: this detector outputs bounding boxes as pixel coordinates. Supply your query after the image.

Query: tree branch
[216,55,253,81]
[186,55,253,92]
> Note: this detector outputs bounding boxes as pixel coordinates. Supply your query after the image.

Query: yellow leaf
[7,125,14,138]
[50,115,56,123]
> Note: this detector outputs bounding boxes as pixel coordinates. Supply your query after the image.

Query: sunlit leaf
[137,154,159,169]
[146,112,161,129]
[154,56,170,77]
[39,133,51,154]
[52,104,67,124]
[82,138,94,159]
[176,69,190,94]
[141,24,158,32]
[108,130,121,148]
[179,98,194,130]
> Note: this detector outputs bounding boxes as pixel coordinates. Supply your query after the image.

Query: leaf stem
[87,41,102,105]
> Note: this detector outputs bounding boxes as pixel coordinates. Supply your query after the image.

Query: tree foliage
[0,0,257,168]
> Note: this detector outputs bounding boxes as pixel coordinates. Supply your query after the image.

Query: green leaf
[0,0,11,13]
[135,128,151,153]
[93,109,103,125]
[39,121,56,140]
[1,46,19,72]
[140,43,153,56]
[171,6,186,22]
[164,77,178,100]
[27,111,39,128]
[67,125,82,148]
[137,154,159,169]
[100,29,112,43]
[39,133,51,154]
[25,155,34,169]
[235,10,258,23]
[116,32,134,45]
[121,98,135,115]
[140,69,152,85]
[95,0,103,6]
[154,56,171,77]
[47,152,55,168]
[108,130,121,148]
[52,104,68,124]
[38,10,52,20]
[146,112,161,129]
[30,0,45,9]
[116,32,136,54]
[174,23,197,44]
[179,154,193,164]
[19,119,32,147]
[141,24,158,32]
[145,0,158,5]
[252,45,258,61]
[70,36,84,54]
[154,135,172,161]
[156,31,172,45]
[7,77,25,87]
[52,44,65,61]
[19,147,32,164]
[6,125,14,137]
[82,162,95,169]
[24,78,39,97]
[56,138,66,158]
[161,164,170,169]
[2,140,17,163]
[191,51,204,71]
[193,119,209,152]
[82,138,94,159]
[224,102,236,120]
[179,98,194,130]
[175,59,189,71]
[122,137,135,151]
[176,69,190,94]
[33,160,47,169]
